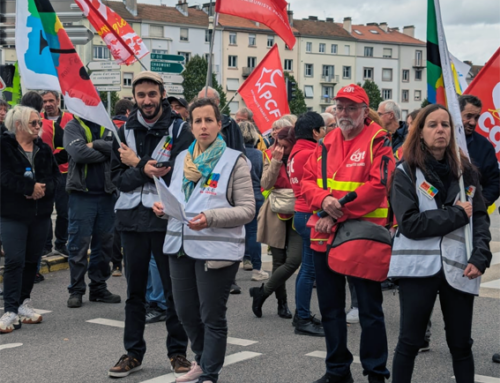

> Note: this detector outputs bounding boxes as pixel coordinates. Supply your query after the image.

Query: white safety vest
[163,148,246,261]
[388,165,480,295]
[115,121,185,210]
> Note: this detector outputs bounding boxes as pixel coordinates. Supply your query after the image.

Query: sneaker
[42,248,52,256]
[251,269,269,281]
[170,355,192,376]
[145,308,167,324]
[34,273,45,284]
[67,294,83,308]
[0,312,22,333]
[18,299,43,324]
[89,289,121,303]
[175,361,202,382]
[54,245,69,257]
[243,259,253,271]
[368,375,386,383]
[346,307,359,324]
[418,340,430,353]
[112,267,123,277]
[108,354,142,378]
[230,283,241,295]
[313,372,353,383]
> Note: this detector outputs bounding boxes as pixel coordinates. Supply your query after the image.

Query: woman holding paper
[153,97,255,383]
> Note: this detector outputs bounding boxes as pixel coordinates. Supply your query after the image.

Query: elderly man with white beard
[301,84,395,383]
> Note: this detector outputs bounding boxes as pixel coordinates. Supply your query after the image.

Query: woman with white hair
[0,105,59,333]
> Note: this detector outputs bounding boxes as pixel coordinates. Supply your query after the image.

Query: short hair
[39,90,60,100]
[132,79,165,99]
[0,99,10,111]
[188,97,221,124]
[276,126,296,146]
[271,118,293,133]
[379,100,401,121]
[238,121,260,146]
[236,107,253,120]
[114,99,134,116]
[21,91,44,113]
[295,112,325,140]
[280,114,297,127]
[458,94,482,112]
[321,112,335,125]
[5,105,39,134]
[199,86,220,101]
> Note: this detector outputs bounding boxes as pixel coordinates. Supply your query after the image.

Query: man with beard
[109,72,193,378]
[302,84,394,383]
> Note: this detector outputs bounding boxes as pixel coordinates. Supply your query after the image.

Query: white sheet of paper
[153,176,190,224]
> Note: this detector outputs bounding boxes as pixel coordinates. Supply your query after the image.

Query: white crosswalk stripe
[452,374,500,383]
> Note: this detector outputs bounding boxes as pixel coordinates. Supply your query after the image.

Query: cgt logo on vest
[201,173,220,195]
[346,149,366,167]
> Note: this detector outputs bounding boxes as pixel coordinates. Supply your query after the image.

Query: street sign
[161,74,184,83]
[151,62,185,74]
[150,53,185,62]
[87,61,120,71]
[90,71,121,85]
[165,84,184,94]
[96,85,122,92]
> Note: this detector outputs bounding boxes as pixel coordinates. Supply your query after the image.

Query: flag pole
[205,1,217,96]
[220,91,238,114]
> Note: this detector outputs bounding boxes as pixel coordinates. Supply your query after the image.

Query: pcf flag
[74,0,149,65]
[216,0,296,49]
[238,44,289,135]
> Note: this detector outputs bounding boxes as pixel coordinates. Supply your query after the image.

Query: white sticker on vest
[418,181,438,200]
[466,185,476,198]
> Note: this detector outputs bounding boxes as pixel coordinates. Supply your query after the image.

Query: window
[363,67,373,80]
[304,86,314,98]
[322,86,333,98]
[344,45,350,55]
[322,65,334,78]
[248,34,256,46]
[205,30,211,43]
[228,55,237,68]
[415,50,423,66]
[383,48,392,58]
[319,43,326,53]
[415,69,423,81]
[382,89,392,100]
[123,72,133,87]
[267,35,274,48]
[226,78,240,91]
[229,32,237,45]
[180,28,189,41]
[247,56,256,68]
[331,44,338,54]
[305,64,314,77]
[402,89,409,102]
[343,66,351,79]
[93,46,110,60]
[284,59,293,71]
[229,101,239,114]
[402,69,410,82]
[150,25,164,38]
[414,90,422,101]
[178,52,190,63]
[364,47,373,57]
[306,42,312,52]
[382,68,393,81]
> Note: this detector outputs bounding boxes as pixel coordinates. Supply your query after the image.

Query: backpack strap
[320,141,328,191]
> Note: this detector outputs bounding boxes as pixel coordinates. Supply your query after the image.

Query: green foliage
[99,91,120,115]
[182,55,227,111]
[284,72,307,115]
[421,98,430,108]
[361,80,383,110]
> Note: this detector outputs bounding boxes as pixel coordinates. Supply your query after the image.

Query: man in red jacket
[302,84,395,383]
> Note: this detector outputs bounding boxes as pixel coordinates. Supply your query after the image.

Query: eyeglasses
[377,111,392,117]
[29,120,43,128]
[336,106,365,114]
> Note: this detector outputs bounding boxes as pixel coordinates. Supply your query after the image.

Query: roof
[217,14,299,34]
[346,24,425,45]
[291,19,355,40]
[469,65,484,77]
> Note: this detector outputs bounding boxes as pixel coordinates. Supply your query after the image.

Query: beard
[464,122,475,135]
[338,112,365,133]
[139,102,162,120]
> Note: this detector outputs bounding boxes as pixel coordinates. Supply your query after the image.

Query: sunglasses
[29,120,43,128]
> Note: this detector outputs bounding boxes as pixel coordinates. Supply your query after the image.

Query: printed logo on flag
[418,181,439,199]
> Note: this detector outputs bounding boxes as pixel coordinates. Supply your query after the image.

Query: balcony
[413,59,425,68]
[320,96,334,105]
[242,67,255,78]
[320,75,339,84]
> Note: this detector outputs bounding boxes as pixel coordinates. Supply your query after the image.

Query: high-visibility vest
[388,164,480,295]
[40,119,68,174]
[74,116,109,181]
[163,148,245,261]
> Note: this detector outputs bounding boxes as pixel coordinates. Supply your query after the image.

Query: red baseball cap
[334,84,369,105]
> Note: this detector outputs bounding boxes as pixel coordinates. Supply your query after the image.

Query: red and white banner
[238,45,290,135]
[464,47,500,166]
[74,0,149,65]
[216,0,296,49]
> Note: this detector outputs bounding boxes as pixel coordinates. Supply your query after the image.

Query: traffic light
[286,78,297,102]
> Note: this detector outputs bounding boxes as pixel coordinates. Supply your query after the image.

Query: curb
[0,254,69,283]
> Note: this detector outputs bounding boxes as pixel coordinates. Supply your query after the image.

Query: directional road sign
[96,85,122,92]
[150,53,185,62]
[90,71,121,85]
[161,74,184,84]
[165,84,184,94]
[151,62,185,74]
[87,61,120,71]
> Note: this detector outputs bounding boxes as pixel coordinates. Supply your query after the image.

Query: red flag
[216,0,296,49]
[464,48,500,165]
[238,45,290,134]
[75,0,149,65]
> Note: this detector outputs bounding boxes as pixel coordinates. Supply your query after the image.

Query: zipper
[17,146,39,215]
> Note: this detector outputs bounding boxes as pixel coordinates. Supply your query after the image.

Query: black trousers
[111,228,123,270]
[121,231,188,362]
[392,270,475,383]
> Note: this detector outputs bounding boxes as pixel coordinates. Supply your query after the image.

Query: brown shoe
[170,354,192,375]
[108,355,142,378]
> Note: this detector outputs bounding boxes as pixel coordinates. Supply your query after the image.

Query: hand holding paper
[153,176,190,224]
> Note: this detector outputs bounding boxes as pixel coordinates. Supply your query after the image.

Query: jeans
[392,271,475,383]
[45,173,69,250]
[146,255,167,311]
[313,251,389,379]
[265,219,303,300]
[170,255,239,383]
[1,216,51,313]
[122,231,188,362]
[244,200,263,270]
[67,193,114,295]
[294,212,316,319]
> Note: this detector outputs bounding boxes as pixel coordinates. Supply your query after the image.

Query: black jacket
[1,123,6,134]
[391,161,492,273]
[221,115,246,153]
[392,121,408,154]
[111,99,194,232]
[0,131,60,222]
[467,131,500,206]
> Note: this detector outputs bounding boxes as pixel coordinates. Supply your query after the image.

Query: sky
[138,0,500,65]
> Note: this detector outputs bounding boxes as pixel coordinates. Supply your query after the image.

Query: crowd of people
[0,73,499,383]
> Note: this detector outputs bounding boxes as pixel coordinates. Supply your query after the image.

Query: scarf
[424,154,452,203]
[182,134,227,202]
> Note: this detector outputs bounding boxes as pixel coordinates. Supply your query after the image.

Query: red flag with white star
[238,44,290,135]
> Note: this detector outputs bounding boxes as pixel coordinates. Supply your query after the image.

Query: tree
[182,55,227,111]
[284,72,307,115]
[361,80,383,110]
[99,91,120,116]
[421,98,430,108]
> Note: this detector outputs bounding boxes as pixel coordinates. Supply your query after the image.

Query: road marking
[0,343,23,351]
[306,351,360,364]
[452,374,500,383]
[86,318,125,328]
[0,308,51,314]
[139,351,262,383]
[491,252,500,266]
[227,337,258,346]
[481,279,500,289]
